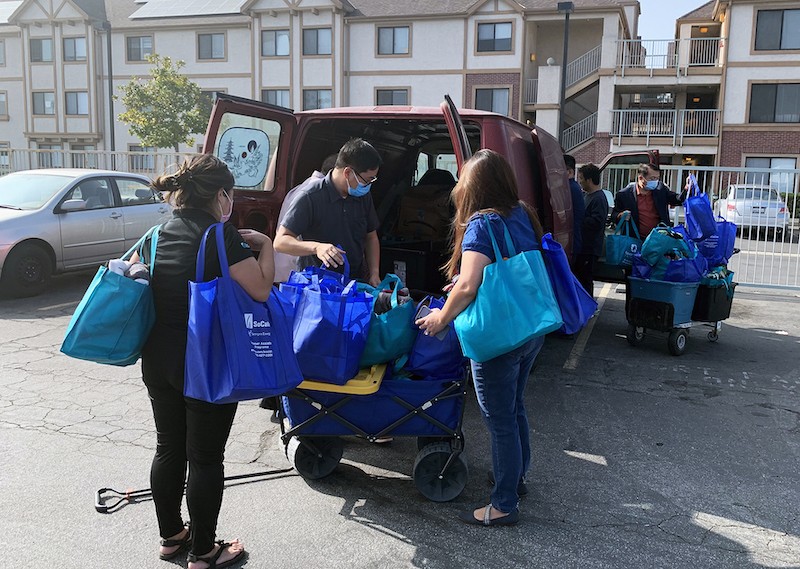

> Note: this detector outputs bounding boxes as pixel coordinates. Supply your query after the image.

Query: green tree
[116,54,209,152]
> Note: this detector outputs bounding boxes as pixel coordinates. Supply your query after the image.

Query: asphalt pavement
[1,271,799,569]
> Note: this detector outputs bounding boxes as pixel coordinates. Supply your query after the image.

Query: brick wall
[719,129,800,167]
[464,73,521,120]
[571,132,612,166]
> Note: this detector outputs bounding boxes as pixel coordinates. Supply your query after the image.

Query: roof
[345,0,629,18]
[104,0,249,28]
[130,0,245,20]
[73,0,106,21]
[678,0,715,21]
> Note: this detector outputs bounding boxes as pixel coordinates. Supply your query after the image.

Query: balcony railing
[3,148,195,175]
[562,112,598,151]
[611,109,720,145]
[616,38,723,75]
[566,45,602,88]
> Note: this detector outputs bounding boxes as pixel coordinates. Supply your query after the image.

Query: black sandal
[188,541,246,569]
[159,523,191,560]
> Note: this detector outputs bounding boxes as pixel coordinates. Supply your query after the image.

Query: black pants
[146,381,238,556]
[573,253,597,297]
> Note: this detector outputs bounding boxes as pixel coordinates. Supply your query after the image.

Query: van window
[415,152,458,184]
[214,113,282,191]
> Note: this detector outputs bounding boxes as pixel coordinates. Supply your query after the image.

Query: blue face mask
[347,171,372,197]
[645,180,660,191]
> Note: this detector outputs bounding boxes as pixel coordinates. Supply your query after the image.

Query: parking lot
[1,271,799,569]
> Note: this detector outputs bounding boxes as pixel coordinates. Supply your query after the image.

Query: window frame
[128,144,156,171]
[376,25,411,57]
[63,36,87,62]
[473,86,512,116]
[302,27,333,56]
[0,91,7,119]
[197,31,227,62]
[37,143,63,168]
[0,142,9,172]
[753,8,800,52]
[125,35,154,63]
[30,37,54,63]
[0,39,6,66]
[65,91,89,116]
[261,28,290,58]
[32,91,56,116]
[261,88,291,109]
[302,88,333,110]
[475,21,514,54]
[375,87,410,106]
[748,82,800,124]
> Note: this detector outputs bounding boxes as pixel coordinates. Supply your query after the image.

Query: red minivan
[202,94,650,290]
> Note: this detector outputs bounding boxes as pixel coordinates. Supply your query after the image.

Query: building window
[65,92,89,115]
[376,89,408,105]
[0,92,7,116]
[303,28,332,55]
[30,38,54,62]
[0,39,5,65]
[128,144,155,171]
[303,89,332,110]
[0,142,9,173]
[744,157,797,194]
[38,144,63,168]
[477,22,512,52]
[750,84,800,123]
[63,37,87,62]
[127,36,153,62]
[261,29,289,57]
[32,92,55,115]
[755,9,800,51]
[198,33,225,60]
[261,89,290,108]
[377,26,409,55]
[71,145,96,168]
[475,88,510,115]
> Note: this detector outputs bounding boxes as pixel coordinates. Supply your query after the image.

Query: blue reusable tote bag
[684,174,718,241]
[697,216,736,267]
[454,215,563,363]
[541,233,598,335]
[184,223,303,404]
[60,225,160,366]
[405,295,467,379]
[359,274,417,367]
[292,278,373,385]
[278,251,349,322]
[605,212,642,267]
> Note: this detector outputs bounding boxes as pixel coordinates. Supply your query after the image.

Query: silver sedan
[0,169,171,297]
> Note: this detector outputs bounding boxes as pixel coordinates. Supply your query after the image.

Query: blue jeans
[471,336,544,513]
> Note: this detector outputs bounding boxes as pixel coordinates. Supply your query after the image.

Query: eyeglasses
[353,170,378,185]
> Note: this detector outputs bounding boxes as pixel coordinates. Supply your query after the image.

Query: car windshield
[735,187,780,201]
[0,173,73,210]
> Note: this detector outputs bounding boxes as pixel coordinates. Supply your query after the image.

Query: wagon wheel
[286,436,343,480]
[668,329,688,356]
[413,442,468,502]
[416,436,454,451]
[626,324,645,346]
[707,329,719,342]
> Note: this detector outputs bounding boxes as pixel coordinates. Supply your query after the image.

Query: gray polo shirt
[281,172,379,279]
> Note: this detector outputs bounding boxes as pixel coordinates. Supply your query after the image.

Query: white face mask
[219,189,233,222]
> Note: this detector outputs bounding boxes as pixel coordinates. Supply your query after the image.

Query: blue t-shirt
[462,206,539,262]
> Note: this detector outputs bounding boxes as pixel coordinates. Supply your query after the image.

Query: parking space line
[563,282,612,371]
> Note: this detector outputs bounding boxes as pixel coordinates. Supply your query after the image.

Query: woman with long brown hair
[416,149,545,526]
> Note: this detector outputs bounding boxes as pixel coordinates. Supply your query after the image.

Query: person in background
[611,162,686,239]
[563,154,585,262]
[274,138,382,287]
[134,155,274,569]
[574,163,608,296]
[273,153,339,283]
[416,149,545,527]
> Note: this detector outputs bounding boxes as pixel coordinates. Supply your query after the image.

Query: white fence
[0,148,195,177]
[601,164,800,289]
[563,112,598,151]
[616,38,723,75]
[611,109,720,145]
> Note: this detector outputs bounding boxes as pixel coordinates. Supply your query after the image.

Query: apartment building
[0,0,796,172]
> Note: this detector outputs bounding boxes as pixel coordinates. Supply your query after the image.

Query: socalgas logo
[244,313,271,329]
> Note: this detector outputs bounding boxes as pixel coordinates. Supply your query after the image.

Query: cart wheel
[707,330,719,342]
[413,442,468,502]
[416,436,452,451]
[668,329,688,356]
[286,436,343,480]
[626,324,645,346]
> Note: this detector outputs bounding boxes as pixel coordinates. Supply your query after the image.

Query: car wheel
[1,243,52,297]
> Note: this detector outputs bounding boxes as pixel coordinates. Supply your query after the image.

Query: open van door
[203,94,297,234]
[530,127,573,255]
[441,94,473,174]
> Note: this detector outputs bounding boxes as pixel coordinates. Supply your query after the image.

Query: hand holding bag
[359,274,417,366]
[292,276,373,385]
[541,233,598,335]
[60,225,160,366]
[184,223,303,404]
[279,253,350,322]
[684,174,718,241]
[641,224,692,266]
[404,295,466,379]
[454,215,563,363]
[605,212,642,267]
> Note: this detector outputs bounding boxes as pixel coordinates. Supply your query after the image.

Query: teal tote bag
[359,273,417,367]
[454,215,563,363]
[605,212,642,267]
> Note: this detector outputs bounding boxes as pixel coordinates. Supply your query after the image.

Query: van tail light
[727,203,736,211]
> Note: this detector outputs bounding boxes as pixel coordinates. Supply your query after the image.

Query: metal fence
[601,164,800,289]
[616,38,723,75]
[611,109,720,145]
[0,148,196,177]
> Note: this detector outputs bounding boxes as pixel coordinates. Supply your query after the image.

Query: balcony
[616,38,723,76]
[610,109,720,145]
